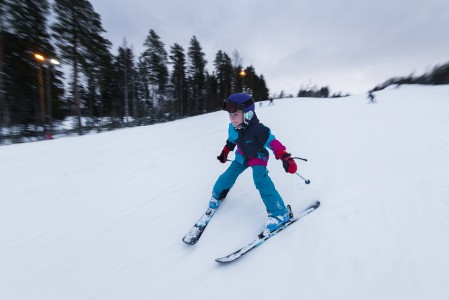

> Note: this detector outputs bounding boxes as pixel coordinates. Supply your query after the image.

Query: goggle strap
[223,97,254,110]
[241,98,254,107]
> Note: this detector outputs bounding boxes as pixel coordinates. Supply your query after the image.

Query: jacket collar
[234,112,259,131]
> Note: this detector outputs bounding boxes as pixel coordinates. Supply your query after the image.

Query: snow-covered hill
[1,85,449,300]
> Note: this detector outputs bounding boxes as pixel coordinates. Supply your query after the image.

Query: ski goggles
[222,97,254,113]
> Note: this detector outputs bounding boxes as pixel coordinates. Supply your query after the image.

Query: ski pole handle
[295,172,311,184]
[292,157,308,162]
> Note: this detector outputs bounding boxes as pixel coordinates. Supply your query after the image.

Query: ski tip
[308,200,320,208]
[215,257,233,264]
[216,252,243,263]
[310,201,320,210]
[182,237,198,245]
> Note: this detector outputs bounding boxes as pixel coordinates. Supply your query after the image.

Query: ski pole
[291,157,310,184]
[295,172,311,184]
[228,158,310,184]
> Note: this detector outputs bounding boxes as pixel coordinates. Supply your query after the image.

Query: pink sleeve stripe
[269,139,286,153]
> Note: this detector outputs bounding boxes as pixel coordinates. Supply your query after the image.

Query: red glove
[217,146,230,163]
[274,150,297,174]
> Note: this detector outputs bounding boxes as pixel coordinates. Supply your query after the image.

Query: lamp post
[34,54,46,135]
[34,53,59,139]
[45,58,59,139]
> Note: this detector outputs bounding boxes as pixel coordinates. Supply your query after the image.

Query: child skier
[210,93,298,233]
[368,91,376,103]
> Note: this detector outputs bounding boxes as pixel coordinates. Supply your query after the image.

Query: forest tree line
[371,61,449,92]
[0,0,269,142]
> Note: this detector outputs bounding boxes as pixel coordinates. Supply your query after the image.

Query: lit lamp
[34,54,45,61]
[239,69,246,92]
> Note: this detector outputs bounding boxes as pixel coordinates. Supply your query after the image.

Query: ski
[182,207,217,245]
[215,200,320,263]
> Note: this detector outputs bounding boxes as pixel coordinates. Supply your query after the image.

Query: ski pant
[212,160,287,216]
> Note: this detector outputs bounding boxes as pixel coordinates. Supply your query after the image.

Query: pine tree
[83,15,112,127]
[136,57,151,113]
[205,72,218,112]
[141,29,168,103]
[169,43,188,116]
[94,44,115,125]
[52,0,111,134]
[239,66,269,101]
[214,50,233,106]
[187,36,207,115]
[115,45,138,124]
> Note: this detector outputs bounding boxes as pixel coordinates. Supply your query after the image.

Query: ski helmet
[223,93,255,125]
[223,93,255,113]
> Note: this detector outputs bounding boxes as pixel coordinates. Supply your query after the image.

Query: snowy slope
[1,85,449,300]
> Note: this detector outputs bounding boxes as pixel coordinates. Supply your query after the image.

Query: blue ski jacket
[225,114,286,166]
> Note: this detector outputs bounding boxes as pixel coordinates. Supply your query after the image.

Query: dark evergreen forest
[0,0,269,143]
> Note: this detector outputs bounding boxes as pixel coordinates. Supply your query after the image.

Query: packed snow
[1,85,448,300]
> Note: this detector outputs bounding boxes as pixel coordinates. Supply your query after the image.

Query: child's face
[229,110,244,127]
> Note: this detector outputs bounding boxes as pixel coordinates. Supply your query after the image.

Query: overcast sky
[89,0,449,96]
